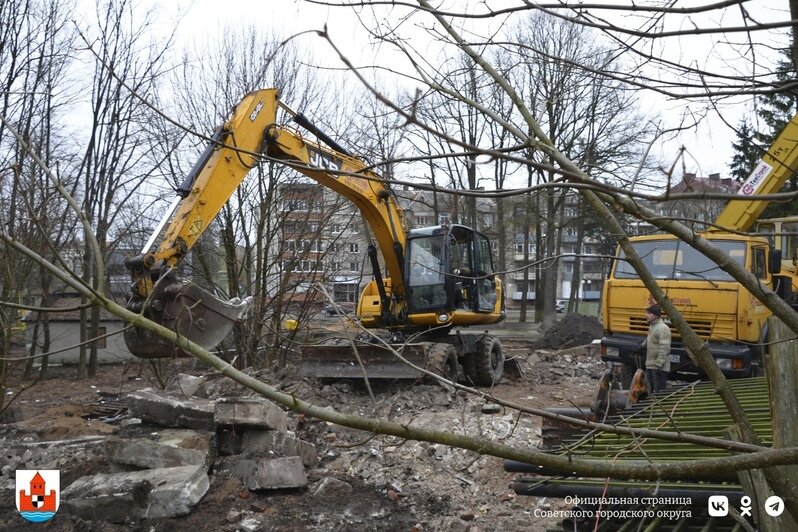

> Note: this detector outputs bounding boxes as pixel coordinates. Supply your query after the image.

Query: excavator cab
[406,224,498,316]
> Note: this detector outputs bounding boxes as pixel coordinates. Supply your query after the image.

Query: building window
[333,283,358,302]
[331,224,342,233]
[416,216,429,226]
[295,260,322,272]
[349,261,358,271]
[286,199,308,211]
[286,240,296,252]
[331,242,343,253]
[349,243,359,253]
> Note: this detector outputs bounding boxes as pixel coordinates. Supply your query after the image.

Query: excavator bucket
[124,274,252,358]
[299,341,432,379]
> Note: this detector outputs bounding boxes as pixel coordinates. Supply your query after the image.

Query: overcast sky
[76,0,792,188]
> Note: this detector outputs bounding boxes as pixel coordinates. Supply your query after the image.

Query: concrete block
[214,397,287,431]
[241,430,316,467]
[106,429,216,470]
[165,374,207,396]
[127,388,215,430]
[227,456,307,491]
[62,464,209,521]
[313,476,353,496]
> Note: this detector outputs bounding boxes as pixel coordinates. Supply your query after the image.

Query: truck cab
[599,234,786,384]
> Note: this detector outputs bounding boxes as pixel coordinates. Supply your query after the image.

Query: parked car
[555,300,566,313]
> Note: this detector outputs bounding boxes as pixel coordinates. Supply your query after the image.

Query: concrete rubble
[215,396,289,431]
[105,428,216,470]
[57,376,316,522]
[0,330,607,530]
[61,464,209,521]
[0,435,106,487]
[222,456,308,490]
[126,388,215,430]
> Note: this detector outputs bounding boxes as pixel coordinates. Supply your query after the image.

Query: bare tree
[73,0,171,377]
[0,0,79,392]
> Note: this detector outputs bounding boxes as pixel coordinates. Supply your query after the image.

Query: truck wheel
[618,363,636,389]
[464,336,504,387]
[427,344,459,382]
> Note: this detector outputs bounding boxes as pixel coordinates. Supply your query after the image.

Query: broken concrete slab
[214,397,288,431]
[165,374,207,397]
[225,456,307,491]
[62,464,209,522]
[106,429,216,470]
[241,430,316,467]
[127,388,215,431]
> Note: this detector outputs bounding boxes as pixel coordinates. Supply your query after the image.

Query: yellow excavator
[124,88,506,385]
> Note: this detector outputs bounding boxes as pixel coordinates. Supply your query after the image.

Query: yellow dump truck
[601,113,798,384]
[599,233,790,383]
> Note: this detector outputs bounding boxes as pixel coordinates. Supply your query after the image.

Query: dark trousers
[646,368,668,394]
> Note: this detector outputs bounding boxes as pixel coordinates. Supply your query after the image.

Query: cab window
[752,247,767,279]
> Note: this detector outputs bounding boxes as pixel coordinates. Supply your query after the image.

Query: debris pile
[535,313,603,349]
[62,386,316,523]
[0,326,605,530]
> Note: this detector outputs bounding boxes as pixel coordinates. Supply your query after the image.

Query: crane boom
[712,113,798,232]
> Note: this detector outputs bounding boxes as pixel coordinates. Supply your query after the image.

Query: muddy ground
[0,314,605,531]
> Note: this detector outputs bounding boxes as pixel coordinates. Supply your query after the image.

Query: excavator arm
[262,106,410,324]
[124,89,411,357]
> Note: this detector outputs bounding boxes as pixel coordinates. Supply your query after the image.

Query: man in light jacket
[641,304,671,393]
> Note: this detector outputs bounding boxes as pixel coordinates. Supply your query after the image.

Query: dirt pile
[535,313,603,349]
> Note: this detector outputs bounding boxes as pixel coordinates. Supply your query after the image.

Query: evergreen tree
[729,118,761,182]
[728,49,798,218]
[755,50,798,147]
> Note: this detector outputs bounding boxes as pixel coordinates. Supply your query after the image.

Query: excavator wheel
[425,343,459,383]
[463,335,504,387]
